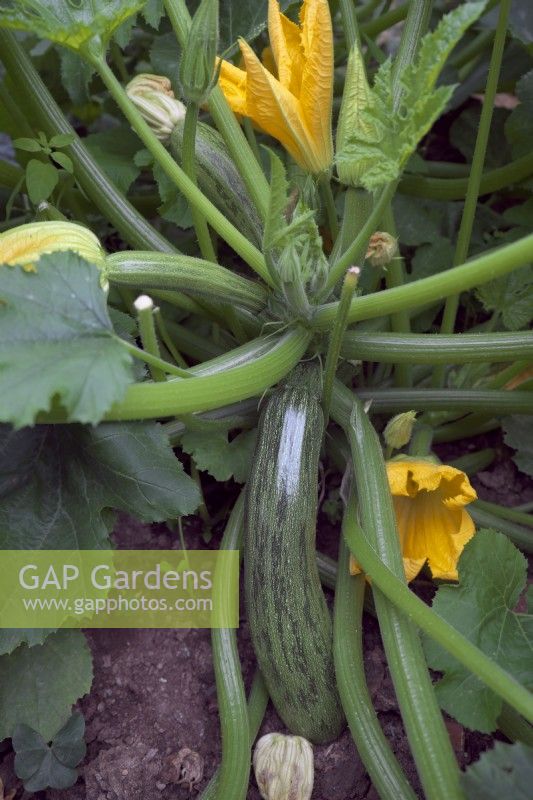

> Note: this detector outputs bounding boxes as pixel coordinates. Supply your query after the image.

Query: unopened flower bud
[384,411,417,451]
[365,231,398,267]
[126,74,186,141]
[253,733,313,800]
[0,221,108,289]
[179,0,219,104]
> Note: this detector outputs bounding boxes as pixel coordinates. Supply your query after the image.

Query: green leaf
[13,137,42,153]
[181,428,256,483]
[188,0,291,54]
[49,133,75,149]
[142,0,164,29]
[337,2,485,190]
[0,630,93,741]
[13,712,86,792]
[150,32,180,86]
[0,421,200,550]
[0,253,134,427]
[409,237,454,281]
[502,416,533,478]
[506,70,533,158]
[51,151,74,173]
[84,127,142,194]
[450,107,512,168]
[25,159,59,204]
[153,161,193,228]
[0,0,146,53]
[423,529,533,732]
[461,742,533,799]
[59,49,94,105]
[475,266,533,330]
[0,629,50,657]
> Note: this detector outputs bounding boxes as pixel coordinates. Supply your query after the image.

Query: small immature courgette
[244,364,344,744]
[170,120,263,247]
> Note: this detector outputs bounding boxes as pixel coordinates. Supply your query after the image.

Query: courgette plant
[0,0,533,798]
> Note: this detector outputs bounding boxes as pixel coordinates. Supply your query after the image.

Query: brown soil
[0,439,531,800]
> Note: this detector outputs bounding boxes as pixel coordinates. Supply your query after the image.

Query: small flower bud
[253,733,314,800]
[126,74,186,142]
[366,231,398,267]
[179,0,219,104]
[384,411,417,451]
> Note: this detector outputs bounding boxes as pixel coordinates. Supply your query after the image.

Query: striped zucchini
[244,364,344,744]
[170,120,263,247]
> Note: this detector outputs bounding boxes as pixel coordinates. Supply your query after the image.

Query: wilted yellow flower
[218,0,333,175]
[351,459,477,582]
[126,74,186,141]
[0,221,105,272]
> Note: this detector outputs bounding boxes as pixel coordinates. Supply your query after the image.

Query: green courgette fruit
[244,364,344,744]
[170,120,263,247]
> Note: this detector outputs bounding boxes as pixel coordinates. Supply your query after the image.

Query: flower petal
[426,509,476,581]
[217,58,248,116]
[298,0,333,171]
[268,0,304,94]
[238,38,315,171]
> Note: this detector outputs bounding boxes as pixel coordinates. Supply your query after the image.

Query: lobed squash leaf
[336,2,486,190]
[423,529,533,732]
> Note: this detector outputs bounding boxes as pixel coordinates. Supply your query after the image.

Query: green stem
[88,53,270,284]
[497,704,533,747]
[322,266,360,423]
[350,388,533,415]
[339,0,362,47]
[39,328,311,422]
[119,338,190,379]
[469,506,533,555]
[163,0,269,220]
[105,252,268,312]
[488,360,531,389]
[319,173,340,241]
[449,448,496,476]
[343,396,463,800]
[340,331,533,364]
[344,524,533,725]
[452,28,494,70]
[391,0,432,109]
[314,232,533,329]
[399,151,533,200]
[182,102,217,262]
[153,309,189,369]
[475,499,533,530]
[0,159,24,190]
[134,295,166,382]
[334,533,417,800]
[242,117,262,166]
[0,31,176,254]
[324,182,397,295]
[209,492,250,800]
[433,414,498,444]
[382,210,412,388]
[360,3,409,38]
[332,187,373,268]
[435,0,512,384]
[201,671,269,800]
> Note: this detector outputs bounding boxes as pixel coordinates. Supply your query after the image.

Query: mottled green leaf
[506,70,533,158]
[476,266,533,330]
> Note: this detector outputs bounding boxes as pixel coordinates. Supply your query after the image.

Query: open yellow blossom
[0,221,105,272]
[351,459,477,583]
[218,0,334,175]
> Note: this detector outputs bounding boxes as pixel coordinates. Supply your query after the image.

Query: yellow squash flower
[351,459,478,583]
[218,0,334,175]
[0,221,105,272]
